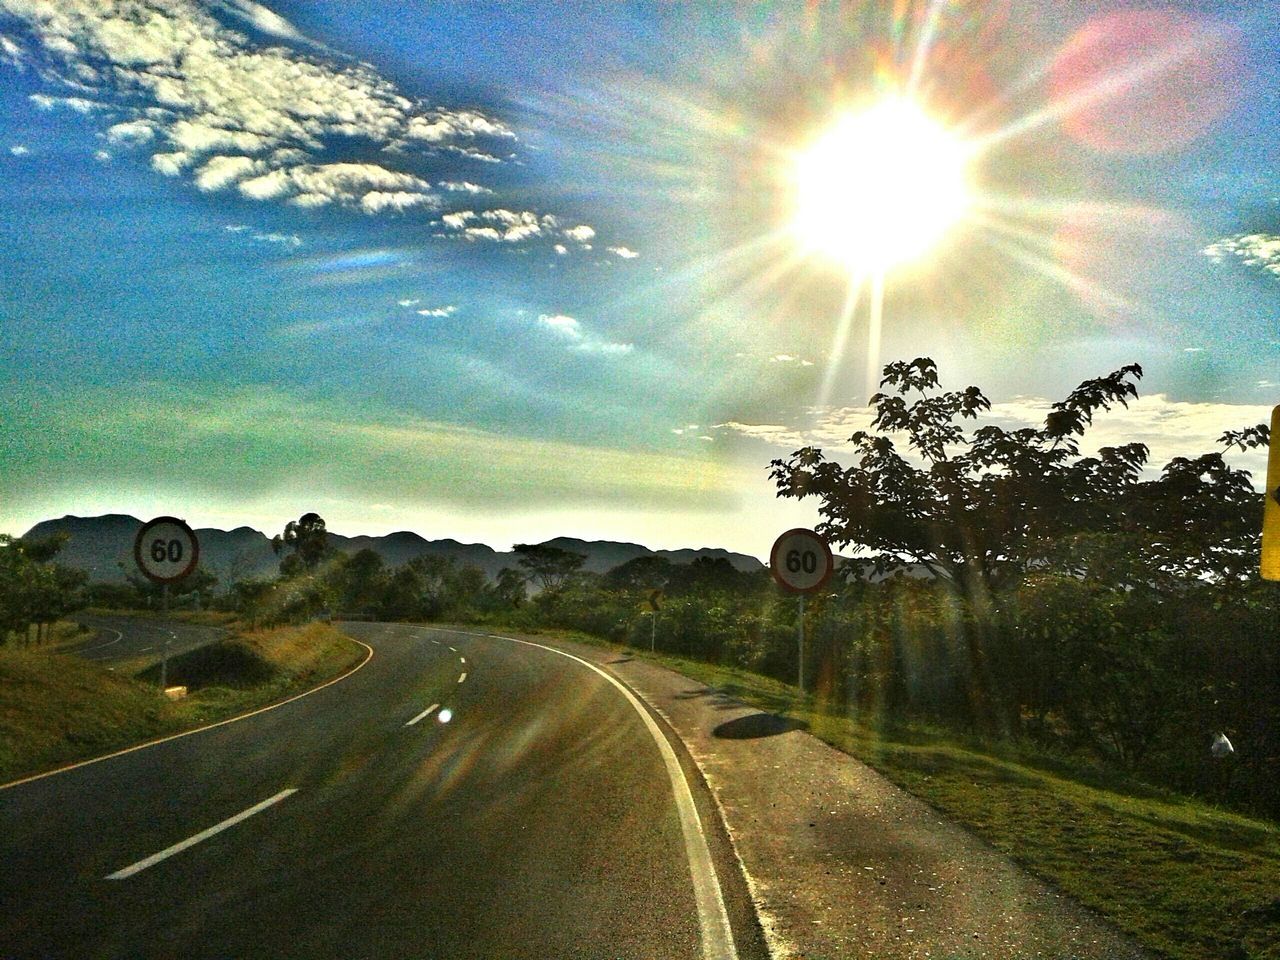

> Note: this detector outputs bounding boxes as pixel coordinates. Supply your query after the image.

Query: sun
[791,97,976,272]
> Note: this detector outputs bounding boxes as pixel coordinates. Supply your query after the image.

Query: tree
[0,534,87,644]
[272,512,329,571]
[771,357,1165,602]
[513,543,586,592]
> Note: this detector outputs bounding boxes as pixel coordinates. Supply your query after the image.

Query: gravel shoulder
[543,635,1150,960]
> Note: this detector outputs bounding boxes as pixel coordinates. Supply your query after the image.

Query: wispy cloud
[1204,234,1280,279]
[416,305,457,318]
[536,313,633,356]
[8,144,29,156]
[223,223,301,247]
[607,245,639,259]
[436,208,597,248]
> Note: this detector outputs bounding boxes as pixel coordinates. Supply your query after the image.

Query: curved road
[0,622,763,959]
[68,613,228,666]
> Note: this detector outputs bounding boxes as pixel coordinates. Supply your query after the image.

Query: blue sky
[1,0,1276,558]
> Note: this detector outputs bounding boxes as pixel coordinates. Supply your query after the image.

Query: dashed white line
[405,703,440,726]
[449,646,457,652]
[137,645,154,652]
[431,640,441,645]
[105,789,298,880]
[457,672,467,684]
[459,657,466,664]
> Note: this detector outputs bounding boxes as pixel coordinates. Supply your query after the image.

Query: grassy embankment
[527,627,1279,960]
[0,621,364,784]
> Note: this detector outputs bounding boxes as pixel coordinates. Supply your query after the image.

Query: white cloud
[194,154,262,191]
[416,305,457,318]
[564,224,595,242]
[211,0,313,44]
[29,93,101,113]
[250,231,301,248]
[538,314,582,339]
[1204,234,1280,278]
[397,298,421,307]
[769,354,815,367]
[93,149,111,162]
[151,151,189,175]
[360,190,437,214]
[554,243,568,255]
[439,180,492,194]
[607,245,639,259]
[237,162,431,209]
[106,119,156,144]
[441,210,476,230]
[8,144,29,156]
[463,226,501,241]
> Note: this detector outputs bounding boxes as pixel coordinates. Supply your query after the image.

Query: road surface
[0,622,761,959]
[67,613,227,667]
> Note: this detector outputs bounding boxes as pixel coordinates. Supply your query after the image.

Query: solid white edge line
[405,703,440,726]
[106,788,298,880]
[80,627,124,654]
[1,638,375,792]
[432,628,737,960]
[457,672,467,684]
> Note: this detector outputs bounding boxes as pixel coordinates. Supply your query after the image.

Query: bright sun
[792,97,976,272]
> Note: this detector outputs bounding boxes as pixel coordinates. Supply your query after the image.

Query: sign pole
[159,583,170,690]
[798,594,806,696]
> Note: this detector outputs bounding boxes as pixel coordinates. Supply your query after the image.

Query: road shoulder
[535,634,1150,960]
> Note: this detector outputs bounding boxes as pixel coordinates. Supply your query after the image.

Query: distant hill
[22,515,766,585]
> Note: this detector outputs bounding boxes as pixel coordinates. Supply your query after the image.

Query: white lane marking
[431,640,441,645]
[438,629,737,960]
[449,646,457,652]
[405,703,440,726]
[137,645,154,652]
[457,672,467,684]
[460,657,466,664]
[80,627,124,654]
[106,789,298,880]
[1,639,375,792]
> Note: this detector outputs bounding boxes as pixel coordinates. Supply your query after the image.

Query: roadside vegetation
[0,622,363,785]
[2,357,1274,956]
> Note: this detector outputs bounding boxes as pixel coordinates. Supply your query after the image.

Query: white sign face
[134,516,200,583]
[770,528,834,594]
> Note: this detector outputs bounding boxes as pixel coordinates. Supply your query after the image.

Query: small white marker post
[770,528,835,696]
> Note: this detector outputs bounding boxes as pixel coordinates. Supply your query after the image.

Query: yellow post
[1263,405,1280,582]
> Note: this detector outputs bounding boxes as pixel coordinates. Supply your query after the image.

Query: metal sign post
[134,516,199,691]
[770,528,835,696]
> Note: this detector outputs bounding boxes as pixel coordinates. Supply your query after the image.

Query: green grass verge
[523,627,1280,960]
[0,622,365,785]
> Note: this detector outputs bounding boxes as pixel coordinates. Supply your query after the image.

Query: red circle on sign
[133,516,200,584]
[770,528,835,594]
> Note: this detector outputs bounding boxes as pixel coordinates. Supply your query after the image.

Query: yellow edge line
[0,635,375,792]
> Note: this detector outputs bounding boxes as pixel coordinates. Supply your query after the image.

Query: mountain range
[21,515,766,585]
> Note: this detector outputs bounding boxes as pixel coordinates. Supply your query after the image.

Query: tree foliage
[272,512,329,572]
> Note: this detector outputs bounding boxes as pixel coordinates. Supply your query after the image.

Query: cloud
[439,180,492,195]
[396,298,421,307]
[769,354,815,367]
[553,243,568,255]
[436,208,599,248]
[1204,234,1280,279]
[93,149,111,162]
[29,93,101,113]
[538,313,582,338]
[536,313,633,356]
[563,224,595,242]
[607,246,639,259]
[416,305,457,318]
[0,0,522,221]
[716,393,1271,482]
[8,144,29,156]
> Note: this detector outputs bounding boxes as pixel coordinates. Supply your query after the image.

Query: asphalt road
[0,622,760,959]
[67,613,228,667]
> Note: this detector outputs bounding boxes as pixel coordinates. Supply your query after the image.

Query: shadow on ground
[714,712,809,740]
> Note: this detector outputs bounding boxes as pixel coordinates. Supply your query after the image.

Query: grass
[0,621,365,785]
[523,627,1280,960]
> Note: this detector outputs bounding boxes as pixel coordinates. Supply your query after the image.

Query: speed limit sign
[134,516,200,584]
[770,528,834,594]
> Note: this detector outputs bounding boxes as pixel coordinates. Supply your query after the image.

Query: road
[67,613,227,667]
[0,622,761,959]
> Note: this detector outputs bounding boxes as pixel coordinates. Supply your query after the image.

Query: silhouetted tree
[272,512,329,571]
[513,543,586,592]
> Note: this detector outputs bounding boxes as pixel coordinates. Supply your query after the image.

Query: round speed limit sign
[770,528,834,594]
[134,516,200,584]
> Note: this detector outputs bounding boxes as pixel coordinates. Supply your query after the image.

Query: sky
[0,0,1277,560]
